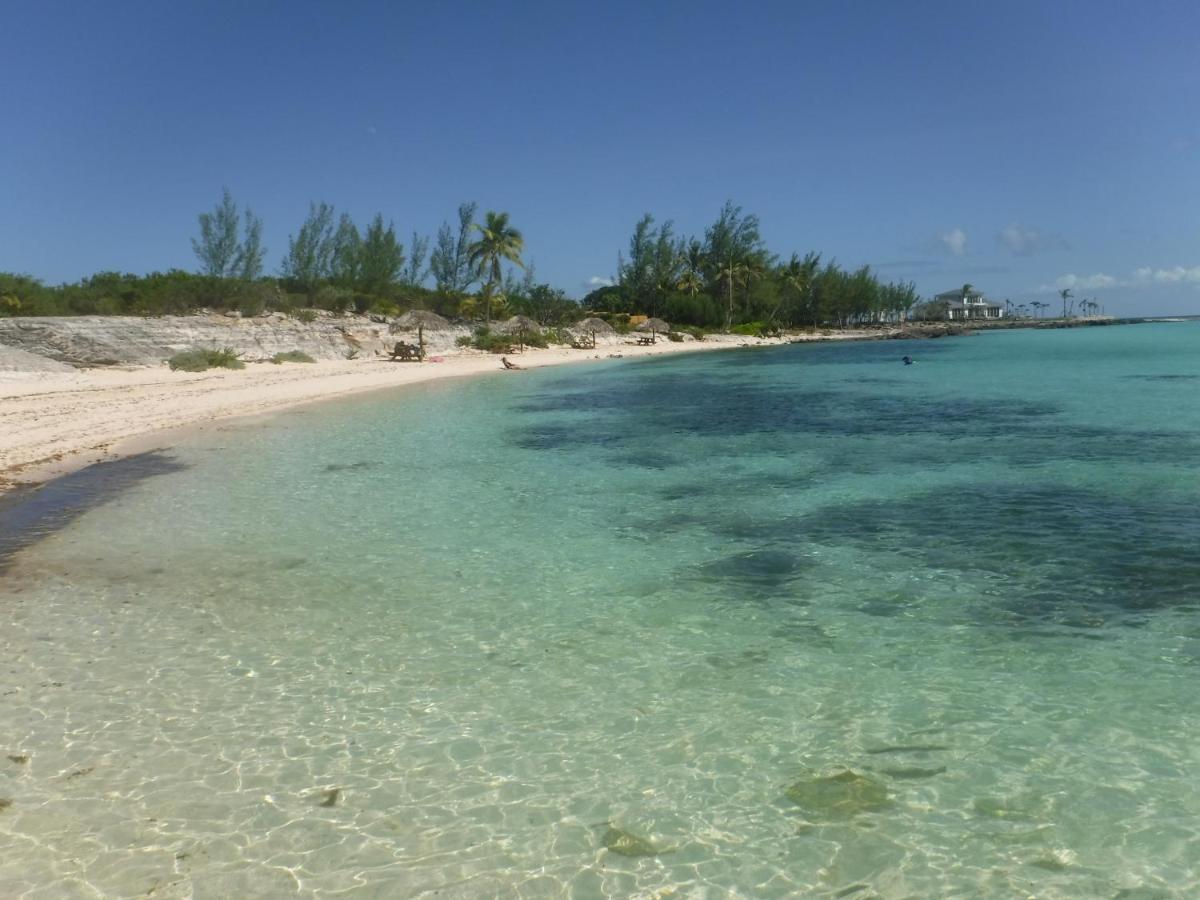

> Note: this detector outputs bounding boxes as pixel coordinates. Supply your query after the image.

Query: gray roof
[935,289,984,302]
[944,299,1003,309]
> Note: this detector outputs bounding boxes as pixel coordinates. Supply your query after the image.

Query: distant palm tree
[677,270,703,297]
[677,239,705,296]
[1059,288,1073,318]
[780,252,820,325]
[468,211,525,325]
[716,255,753,331]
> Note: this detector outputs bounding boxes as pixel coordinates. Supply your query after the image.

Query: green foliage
[167,348,245,372]
[402,230,429,286]
[468,210,525,323]
[281,201,336,295]
[506,280,580,326]
[191,190,265,281]
[370,299,400,317]
[461,326,547,352]
[314,284,354,312]
[358,214,405,295]
[730,321,768,337]
[430,202,477,292]
[270,350,316,364]
[293,307,318,323]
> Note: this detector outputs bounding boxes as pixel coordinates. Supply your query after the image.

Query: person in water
[902,355,914,365]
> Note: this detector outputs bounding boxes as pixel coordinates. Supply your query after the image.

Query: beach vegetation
[429,202,478,293]
[460,326,548,353]
[192,189,264,280]
[167,347,245,372]
[468,211,525,325]
[270,350,316,364]
[4,196,1014,332]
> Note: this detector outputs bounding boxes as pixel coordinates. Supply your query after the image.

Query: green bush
[293,308,319,323]
[270,350,316,364]
[730,321,768,337]
[667,331,684,342]
[462,327,548,353]
[167,348,245,372]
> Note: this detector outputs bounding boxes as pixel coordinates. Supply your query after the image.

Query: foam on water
[2,324,1199,898]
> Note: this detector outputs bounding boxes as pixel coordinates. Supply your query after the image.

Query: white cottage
[934,288,1005,320]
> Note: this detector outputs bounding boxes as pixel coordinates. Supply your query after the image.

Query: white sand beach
[1,334,813,490]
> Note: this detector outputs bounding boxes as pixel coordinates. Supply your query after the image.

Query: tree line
[5,194,1077,330]
[583,201,919,330]
[0,192,580,322]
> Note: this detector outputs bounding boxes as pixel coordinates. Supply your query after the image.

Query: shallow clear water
[3,324,1200,898]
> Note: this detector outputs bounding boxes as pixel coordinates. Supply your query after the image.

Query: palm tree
[1059,288,1072,319]
[677,269,703,297]
[468,211,525,325]
[716,254,752,331]
[780,252,820,327]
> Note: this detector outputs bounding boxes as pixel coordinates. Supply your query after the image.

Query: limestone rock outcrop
[0,314,471,368]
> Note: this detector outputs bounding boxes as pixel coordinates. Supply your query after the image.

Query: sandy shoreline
[1,333,825,491]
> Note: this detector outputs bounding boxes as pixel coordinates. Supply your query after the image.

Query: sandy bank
[1,334,803,490]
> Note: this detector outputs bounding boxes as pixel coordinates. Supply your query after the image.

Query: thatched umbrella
[636,317,671,342]
[496,315,541,351]
[574,316,615,348]
[392,309,451,355]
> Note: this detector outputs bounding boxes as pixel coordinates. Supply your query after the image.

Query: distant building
[934,288,1005,320]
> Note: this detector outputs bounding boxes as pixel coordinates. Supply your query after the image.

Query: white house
[934,288,1005,320]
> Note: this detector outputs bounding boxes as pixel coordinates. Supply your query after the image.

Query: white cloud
[1133,265,1200,284]
[997,223,1069,257]
[1050,273,1117,291]
[939,227,968,257]
[587,275,614,287]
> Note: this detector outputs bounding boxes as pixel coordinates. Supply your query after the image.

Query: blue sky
[4,0,1199,314]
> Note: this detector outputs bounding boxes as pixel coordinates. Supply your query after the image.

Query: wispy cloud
[939,227,968,257]
[996,223,1069,257]
[1047,273,1118,291]
[587,275,613,287]
[1042,264,1200,293]
[1134,265,1200,285]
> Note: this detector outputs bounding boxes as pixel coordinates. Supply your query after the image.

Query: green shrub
[293,308,319,323]
[460,327,548,353]
[667,331,684,342]
[270,350,316,364]
[167,348,245,372]
[315,285,354,313]
[730,321,768,337]
[370,299,400,317]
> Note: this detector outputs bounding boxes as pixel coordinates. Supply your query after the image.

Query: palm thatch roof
[392,309,452,332]
[636,317,671,333]
[495,315,542,335]
[574,317,616,335]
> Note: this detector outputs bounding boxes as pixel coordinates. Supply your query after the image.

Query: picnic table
[388,341,424,361]
[635,335,655,346]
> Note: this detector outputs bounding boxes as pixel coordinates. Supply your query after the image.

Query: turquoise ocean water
[2,323,1199,898]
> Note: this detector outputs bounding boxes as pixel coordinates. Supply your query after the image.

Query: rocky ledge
[0,313,472,368]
